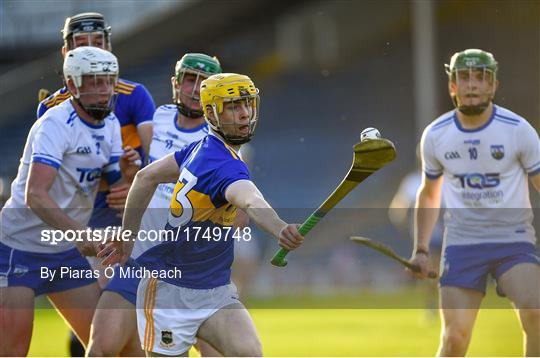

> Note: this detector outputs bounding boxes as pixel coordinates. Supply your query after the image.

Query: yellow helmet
[200,73,260,145]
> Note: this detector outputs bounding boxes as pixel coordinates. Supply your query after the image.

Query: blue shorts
[0,241,96,296]
[102,259,140,305]
[440,242,539,294]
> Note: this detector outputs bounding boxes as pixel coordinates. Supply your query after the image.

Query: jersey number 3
[168,168,197,228]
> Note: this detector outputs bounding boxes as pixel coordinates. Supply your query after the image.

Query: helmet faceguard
[200,73,260,145]
[62,12,111,50]
[64,47,119,121]
[172,53,222,119]
[445,49,498,116]
[74,74,119,120]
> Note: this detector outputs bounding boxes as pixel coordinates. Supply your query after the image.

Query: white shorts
[136,277,240,355]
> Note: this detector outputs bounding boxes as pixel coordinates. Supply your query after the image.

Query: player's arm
[410,174,443,278]
[99,153,179,265]
[132,84,156,164]
[225,180,304,251]
[137,123,153,165]
[25,163,95,255]
[123,153,179,231]
[517,120,540,193]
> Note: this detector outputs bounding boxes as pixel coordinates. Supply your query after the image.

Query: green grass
[28,289,524,357]
[29,309,70,357]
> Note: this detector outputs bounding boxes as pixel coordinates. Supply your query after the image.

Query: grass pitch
[28,288,523,357]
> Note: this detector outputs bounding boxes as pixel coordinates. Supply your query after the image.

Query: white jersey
[421,104,540,246]
[1,99,123,253]
[131,104,209,259]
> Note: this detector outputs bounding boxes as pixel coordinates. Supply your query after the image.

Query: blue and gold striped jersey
[137,133,250,289]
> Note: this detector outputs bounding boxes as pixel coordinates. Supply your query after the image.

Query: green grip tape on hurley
[270,213,323,267]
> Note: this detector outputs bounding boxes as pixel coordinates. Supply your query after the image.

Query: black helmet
[62,12,111,49]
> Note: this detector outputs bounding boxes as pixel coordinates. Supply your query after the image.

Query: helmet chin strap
[451,95,492,116]
[223,134,251,145]
[458,103,489,116]
[177,103,203,119]
[75,98,112,121]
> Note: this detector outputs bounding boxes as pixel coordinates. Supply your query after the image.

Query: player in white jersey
[87,53,222,357]
[0,47,140,356]
[410,49,540,356]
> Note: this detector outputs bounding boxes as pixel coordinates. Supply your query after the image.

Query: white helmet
[63,46,118,89]
[63,46,119,120]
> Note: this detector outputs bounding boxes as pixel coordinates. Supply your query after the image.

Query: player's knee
[1,341,30,357]
[86,335,120,357]
[443,325,471,348]
[0,319,32,356]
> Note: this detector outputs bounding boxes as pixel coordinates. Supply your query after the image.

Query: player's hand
[75,231,101,257]
[408,252,430,279]
[278,224,304,251]
[97,236,130,266]
[119,146,141,182]
[106,183,131,212]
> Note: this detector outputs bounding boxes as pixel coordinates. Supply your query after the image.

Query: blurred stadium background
[1,0,538,356]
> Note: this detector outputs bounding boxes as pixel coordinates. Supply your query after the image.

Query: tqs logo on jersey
[76,167,102,183]
[455,173,500,189]
[165,139,173,150]
[76,146,92,154]
[445,151,461,160]
[490,145,505,160]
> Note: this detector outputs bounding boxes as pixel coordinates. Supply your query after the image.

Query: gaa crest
[490,145,504,160]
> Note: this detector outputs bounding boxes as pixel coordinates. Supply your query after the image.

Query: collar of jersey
[208,129,241,157]
[173,112,208,133]
[453,104,497,133]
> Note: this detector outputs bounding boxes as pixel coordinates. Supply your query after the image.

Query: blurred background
[0,0,538,303]
[1,1,539,356]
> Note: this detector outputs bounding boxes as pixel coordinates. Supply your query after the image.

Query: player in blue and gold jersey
[100,73,304,356]
[87,53,223,357]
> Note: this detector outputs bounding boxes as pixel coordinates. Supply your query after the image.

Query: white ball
[360,127,381,141]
